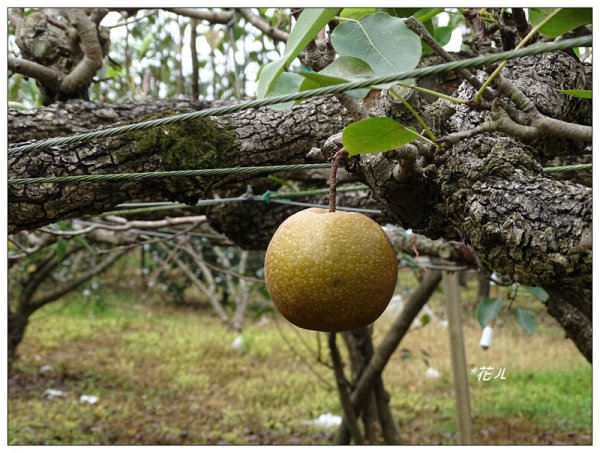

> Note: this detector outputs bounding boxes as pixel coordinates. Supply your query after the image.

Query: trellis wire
[8,36,590,157]
[542,163,592,173]
[7,163,331,186]
[101,184,371,216]
[8,161,592,187]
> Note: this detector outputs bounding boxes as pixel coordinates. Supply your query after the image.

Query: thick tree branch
[8,96,351,234]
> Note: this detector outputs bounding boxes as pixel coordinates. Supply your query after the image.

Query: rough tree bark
[8,52,592,360]
[8,96,351,234]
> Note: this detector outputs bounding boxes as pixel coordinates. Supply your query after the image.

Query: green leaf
[514,308,537,335]
[435,25,455,47]
[476,297,504,328]
[524,286,550,302]
[55,238,68,262]
[263,72,305,110]
[529,8,592,38]
[340,8,376,20]
[74,236,95,254]
[8,101,27,109]
[342,117,424,156]
[560,89,592,99]
[383,8,422,18]
[299,56,374,98]
[137,33,154,59]
[257,8,340,98]
[399,348,412,361]
[9,74,23,101]
[331,12,421,77]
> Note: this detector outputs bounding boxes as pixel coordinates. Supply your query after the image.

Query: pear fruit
[264,208,398,332]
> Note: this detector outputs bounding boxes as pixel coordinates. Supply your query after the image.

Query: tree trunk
[8,310,30,363]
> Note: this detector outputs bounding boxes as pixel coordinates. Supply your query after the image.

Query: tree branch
[237,8,289,42]
[38,215,208,237]
[335,270,442,440]
[511,8,531,40]
[164,8,234,24]
[329,333,364,445]
[8,57,63,92]
[29,248,127,310]
[62,9,105,94]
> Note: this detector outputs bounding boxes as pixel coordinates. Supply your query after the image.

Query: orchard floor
[8,273,592,445]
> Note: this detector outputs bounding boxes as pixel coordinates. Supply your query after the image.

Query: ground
[8,269,592,445]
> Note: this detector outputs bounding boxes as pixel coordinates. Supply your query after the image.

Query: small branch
[89,8,108,25]
[439,122,496,146]
[389,144,418,183]
[180,243,233,325]
[335,94,369,121]
[491,73,537,114]
[328,333,364,445]
[29,248,127,310]
[536,116,593,143]
[238,8,289,42]
[329,149,349,212]
[8,57,63,92]
[492,74,592,143]
[38,215,208,237]
[405,17,496,104]
[511,8,531,40]
[167,243,230,325]
[105,10,157,29]
[386,229,478,266]
[190,18,200,101]
[164,8,234,24]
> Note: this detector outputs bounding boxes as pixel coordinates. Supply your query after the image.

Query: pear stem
[329,148,349,212]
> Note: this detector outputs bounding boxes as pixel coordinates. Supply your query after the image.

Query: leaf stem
[416,8,446,24]
[395,82,468,105]
[389,87,437,141]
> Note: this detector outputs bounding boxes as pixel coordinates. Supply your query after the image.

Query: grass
[8,270,592,445]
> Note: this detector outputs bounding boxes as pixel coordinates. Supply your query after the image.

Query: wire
[8,36,590,157]
[7,163,331,186]
[542,163,592,173]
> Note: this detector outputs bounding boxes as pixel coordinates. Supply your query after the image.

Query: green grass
[8,279,592,445]
[475,367,592,431]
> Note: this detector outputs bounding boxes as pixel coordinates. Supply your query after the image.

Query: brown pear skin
[265,208,398,332]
